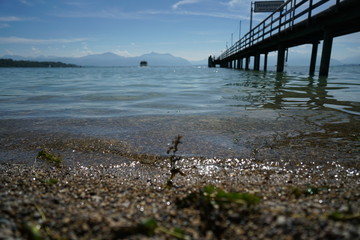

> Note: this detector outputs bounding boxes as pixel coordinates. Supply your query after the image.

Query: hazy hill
[139,52,190,66]
[0,59,79,68]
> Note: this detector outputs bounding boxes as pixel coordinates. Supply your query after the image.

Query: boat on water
[139,61,148,67]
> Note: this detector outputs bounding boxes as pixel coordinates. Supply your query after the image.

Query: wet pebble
[0,160,359,240]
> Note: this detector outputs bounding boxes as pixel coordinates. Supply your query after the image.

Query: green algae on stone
[36,149,62,167]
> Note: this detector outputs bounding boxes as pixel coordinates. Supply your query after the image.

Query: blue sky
[0,0,359,62]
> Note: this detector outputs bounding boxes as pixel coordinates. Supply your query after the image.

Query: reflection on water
[223,66,360,115]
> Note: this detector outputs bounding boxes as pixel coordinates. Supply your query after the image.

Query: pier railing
[219,0,343,60]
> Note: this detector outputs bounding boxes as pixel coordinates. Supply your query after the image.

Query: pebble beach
[1,158,359,239]
[1,111,359,239]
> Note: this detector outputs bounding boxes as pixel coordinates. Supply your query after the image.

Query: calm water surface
[1,65,359,118]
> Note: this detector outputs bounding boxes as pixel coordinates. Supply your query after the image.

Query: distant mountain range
[2,51,357,67]
[1,52,207,67]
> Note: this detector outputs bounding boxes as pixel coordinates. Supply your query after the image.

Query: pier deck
[209,0,360,77]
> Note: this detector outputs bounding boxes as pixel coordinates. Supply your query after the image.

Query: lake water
[0,66,359,166]
[0,66,360,118]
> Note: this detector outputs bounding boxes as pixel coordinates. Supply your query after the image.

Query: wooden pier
[209,0,360,77]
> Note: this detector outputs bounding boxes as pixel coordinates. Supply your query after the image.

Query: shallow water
[0,66,359,167]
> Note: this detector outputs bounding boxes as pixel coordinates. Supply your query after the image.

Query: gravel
[1,155,359,240]
[1,113,359,239]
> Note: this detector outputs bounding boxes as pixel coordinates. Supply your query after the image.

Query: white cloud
[5,49,15,55]
[113,50,133,57]
[17,0,31,5]
[0,37,86,44]
[54,9,145,20]
[64,1,91,7]
[56,2,245,21]
[0,16,29,22]
[173,10,247,20]
[225,0,250,8]
[227,0,241,8]
[79,42,95,55]
[172,0,201,9]
[0,16,37,31]
[0,16,35,29]
[142,8,246,20]
[287,44,313,55]
[31,47,41,54]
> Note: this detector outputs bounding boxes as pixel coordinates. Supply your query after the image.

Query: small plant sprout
[166,135,185,188]
[36,149,63,167]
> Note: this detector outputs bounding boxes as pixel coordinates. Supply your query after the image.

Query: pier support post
[319,31,333,77]
[264,53,268,71]
[220,60,225,68]
[245,56,250,70]
[309,41,319,76]
[277,45,285,73]
[208,55,213,68]
[254,53,260,71]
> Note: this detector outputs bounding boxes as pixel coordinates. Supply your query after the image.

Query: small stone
[276,215,287,226]
[91,195,102,202]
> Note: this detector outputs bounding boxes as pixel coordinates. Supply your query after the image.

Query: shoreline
[1,111,359,239]
[1,110,359,165]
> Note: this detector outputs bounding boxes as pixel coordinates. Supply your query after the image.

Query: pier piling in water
[309,41,319,76]
[254,53,260,71]
[245,57,250,70]
[277,46,285,73]
[319,31,334,77]
[263,53,268,72]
